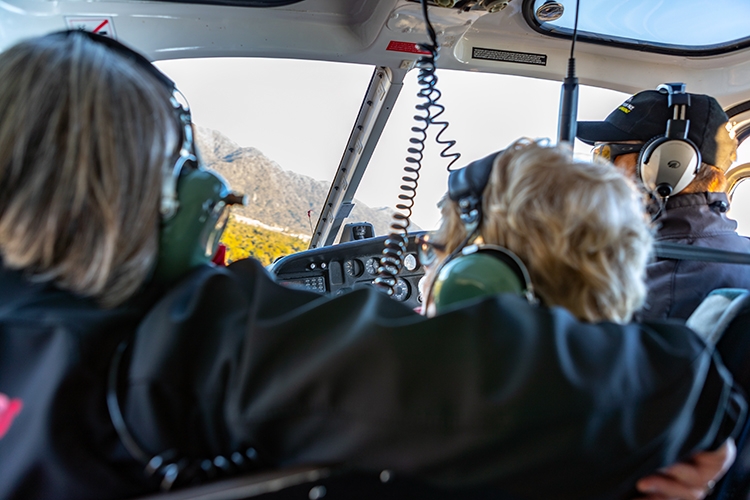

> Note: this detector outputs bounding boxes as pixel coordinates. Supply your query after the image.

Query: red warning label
[65,17,117,39]
[386,41,431,55]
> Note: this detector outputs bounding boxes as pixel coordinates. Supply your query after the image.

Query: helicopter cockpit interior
[3,1,750,499]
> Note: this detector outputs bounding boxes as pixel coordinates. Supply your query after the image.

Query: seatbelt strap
[654,242,750,264]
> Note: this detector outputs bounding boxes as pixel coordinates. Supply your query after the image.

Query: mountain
[194,127,403,239]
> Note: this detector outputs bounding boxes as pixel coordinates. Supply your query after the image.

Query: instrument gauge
[403,254,418,272]
[392,278,410,302]
[344,259,363,277]
[365,257,380,275]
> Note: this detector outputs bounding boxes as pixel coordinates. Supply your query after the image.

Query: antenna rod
[557,0,580,145]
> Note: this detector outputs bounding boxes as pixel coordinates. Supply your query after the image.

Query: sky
[155,57,750,236]
[541,0,750,47]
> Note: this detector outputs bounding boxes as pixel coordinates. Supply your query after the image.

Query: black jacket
[0,259,745,500]
[0,265,153,499]
[641,192,750,321]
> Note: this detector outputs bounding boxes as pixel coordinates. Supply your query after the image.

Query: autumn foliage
[220,215,308,266]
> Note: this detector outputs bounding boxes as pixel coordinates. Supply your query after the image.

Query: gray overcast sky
[156,58,750,234]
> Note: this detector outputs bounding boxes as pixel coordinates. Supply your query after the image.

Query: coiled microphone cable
[375,0,461,296]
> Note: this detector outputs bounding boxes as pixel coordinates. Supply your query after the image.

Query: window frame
[522,0,750,57]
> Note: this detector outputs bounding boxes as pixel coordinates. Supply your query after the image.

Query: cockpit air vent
[407,0,513,13]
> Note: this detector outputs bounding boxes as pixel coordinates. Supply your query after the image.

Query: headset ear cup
[638,136,701,197]
[155,169,230,284]
[431,253,524,314]
[637,135,665,193]
[430,246,534,314]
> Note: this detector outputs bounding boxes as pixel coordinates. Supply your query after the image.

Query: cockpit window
[154,57,373,263]
[525,0,750,56]
[731,179,750,236]
[364,68,629,231]
[731,140,750,236]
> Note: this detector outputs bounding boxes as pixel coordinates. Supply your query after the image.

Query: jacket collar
[664,191,729,211]
[654,192,738,239]
[0,264,87,316]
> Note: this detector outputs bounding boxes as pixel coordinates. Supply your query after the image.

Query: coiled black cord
[107,340,265,490]
[375,0,461,295]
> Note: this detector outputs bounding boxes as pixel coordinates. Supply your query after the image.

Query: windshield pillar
[311,66,403,248]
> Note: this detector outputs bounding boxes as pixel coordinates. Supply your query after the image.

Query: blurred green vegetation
[220,215,308,266]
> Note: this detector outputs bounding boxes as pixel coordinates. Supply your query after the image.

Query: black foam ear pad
[638,135,701,198]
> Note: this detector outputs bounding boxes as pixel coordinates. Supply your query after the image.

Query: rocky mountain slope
[194,127,399,239]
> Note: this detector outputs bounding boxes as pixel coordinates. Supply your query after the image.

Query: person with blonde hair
[420,138,740,499]
[421,138,653,323]
[0,31,743,500]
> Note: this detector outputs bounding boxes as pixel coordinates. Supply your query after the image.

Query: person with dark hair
[0,33,744,500]
[577,88,750,321]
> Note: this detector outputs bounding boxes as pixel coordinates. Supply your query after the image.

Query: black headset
[447,151,496,232]
[637,83,702,199]
[56,30,239,284]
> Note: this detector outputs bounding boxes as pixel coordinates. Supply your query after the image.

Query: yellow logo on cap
[618,103,634,114]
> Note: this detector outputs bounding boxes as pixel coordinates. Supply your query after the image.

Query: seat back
[692,289,750,500]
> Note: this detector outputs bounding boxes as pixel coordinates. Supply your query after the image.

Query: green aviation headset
[59,30,241,284]
[430,243,534,314]
[156,95,236,284]
[427,151,536,314]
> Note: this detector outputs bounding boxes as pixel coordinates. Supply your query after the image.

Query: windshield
[731,141,750,235]
[155,57,373,263]
[363,68,630,230]
[528,0,750,54]
[156,58,750,263]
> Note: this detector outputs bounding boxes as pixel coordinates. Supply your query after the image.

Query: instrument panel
[268,232,427,310]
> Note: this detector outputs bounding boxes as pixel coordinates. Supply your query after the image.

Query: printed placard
[472,47,547,66]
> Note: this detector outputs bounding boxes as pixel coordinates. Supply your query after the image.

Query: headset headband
[58,30,175,89]
[658,83,690,141]
[448,150,501,230]
[56,30,198,220]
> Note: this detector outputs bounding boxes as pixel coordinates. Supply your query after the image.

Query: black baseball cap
[577,90,737,171]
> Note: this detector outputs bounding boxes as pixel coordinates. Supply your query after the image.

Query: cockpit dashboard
[268,233,427,310]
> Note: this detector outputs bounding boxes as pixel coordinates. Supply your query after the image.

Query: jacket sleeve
[124,259,746,500]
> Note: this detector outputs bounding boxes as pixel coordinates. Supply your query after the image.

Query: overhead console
[268,233,427,310]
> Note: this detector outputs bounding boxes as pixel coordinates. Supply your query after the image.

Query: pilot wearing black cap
[577,87,750,321]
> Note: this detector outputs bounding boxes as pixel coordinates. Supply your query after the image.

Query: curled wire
[375,0,461,295]
[107,340,265,491]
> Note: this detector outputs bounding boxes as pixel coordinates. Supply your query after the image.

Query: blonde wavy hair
[433,139,654,323]
[0,32,180,307]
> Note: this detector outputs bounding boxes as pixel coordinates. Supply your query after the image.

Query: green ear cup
[155,169,230,285]
[431,252,525,314]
